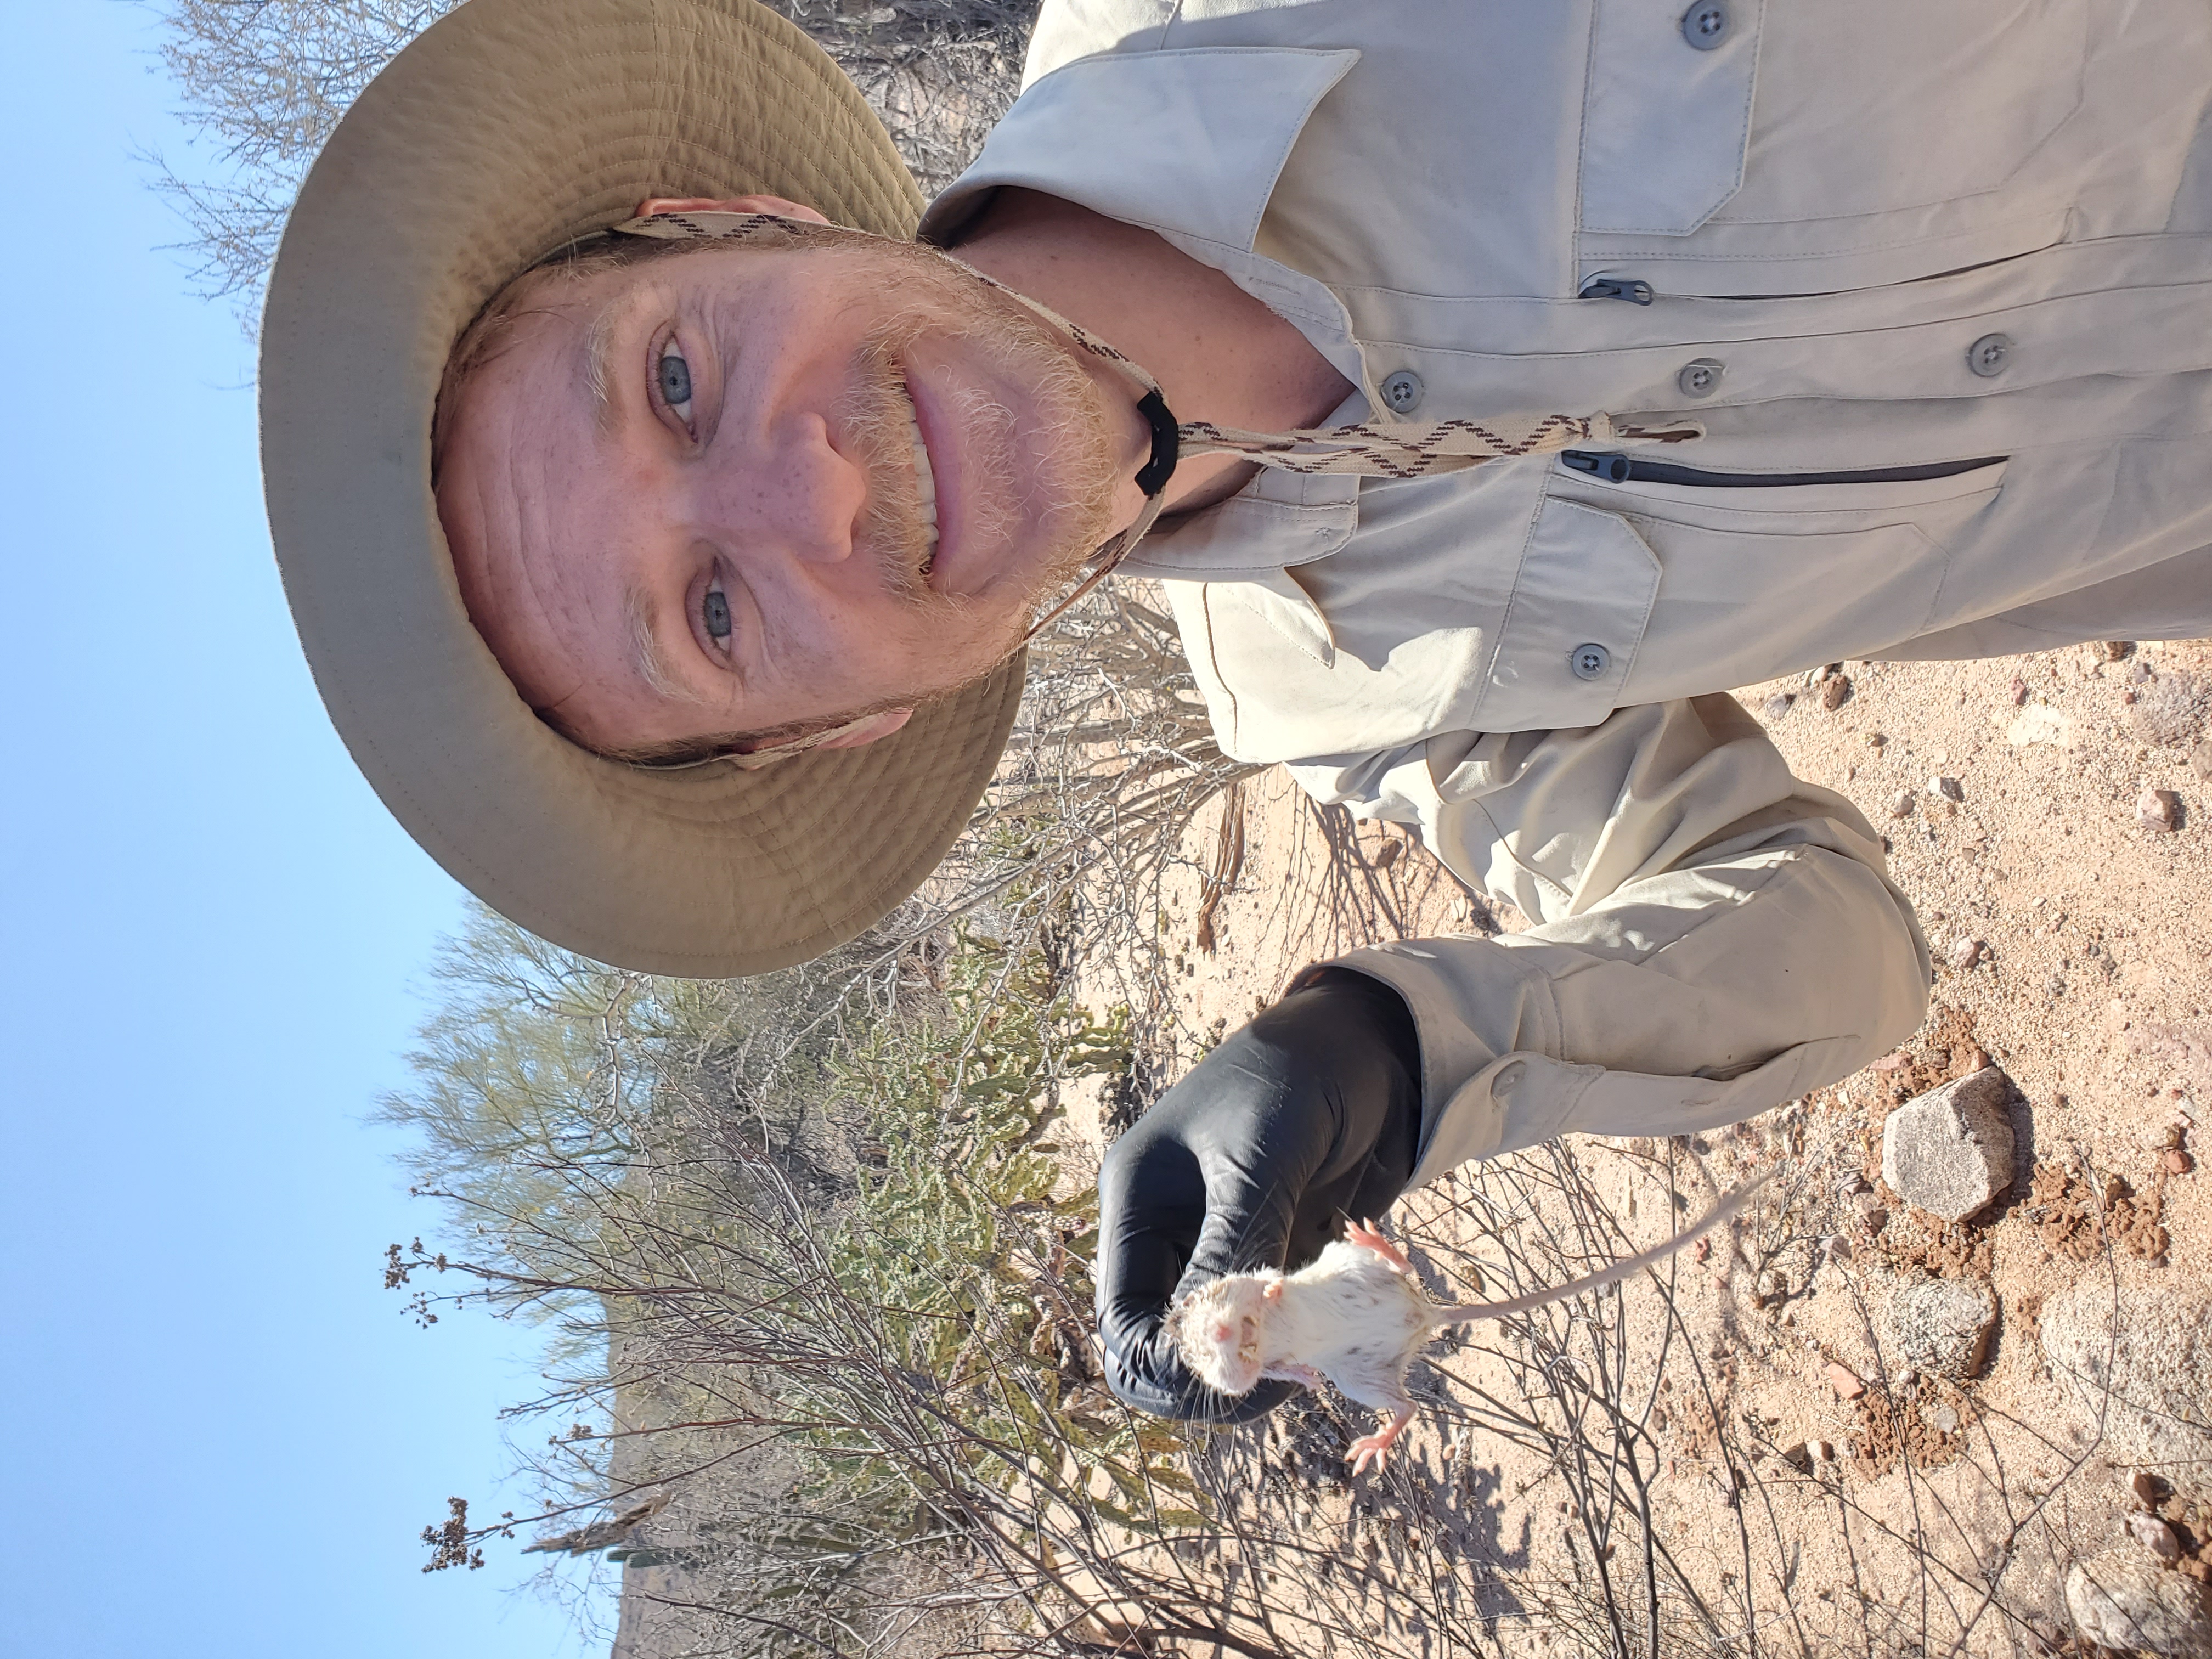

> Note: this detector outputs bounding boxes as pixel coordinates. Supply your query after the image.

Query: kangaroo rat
[1165,1180,1763,1474]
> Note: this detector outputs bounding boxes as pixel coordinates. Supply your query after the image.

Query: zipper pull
[1578,275,1654,305]
[1561,450,1633,482]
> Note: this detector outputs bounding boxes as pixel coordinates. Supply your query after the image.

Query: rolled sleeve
[1290,694,1932,1185]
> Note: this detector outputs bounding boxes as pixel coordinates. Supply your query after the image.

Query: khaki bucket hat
[260,0,1024,979]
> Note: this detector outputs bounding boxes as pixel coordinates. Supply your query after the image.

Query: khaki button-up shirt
[921,0,2212,1184]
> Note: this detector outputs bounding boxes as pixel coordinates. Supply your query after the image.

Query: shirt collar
[918,44,1368,576]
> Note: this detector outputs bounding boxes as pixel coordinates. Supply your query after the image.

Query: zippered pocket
[1561,452,2008,488]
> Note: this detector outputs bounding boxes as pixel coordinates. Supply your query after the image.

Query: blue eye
[702,583,731,640]
[657,346,692,411]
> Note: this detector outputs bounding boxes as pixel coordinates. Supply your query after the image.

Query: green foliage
[799,938,1205,1528]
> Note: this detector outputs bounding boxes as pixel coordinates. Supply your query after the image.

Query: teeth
[906,407,940,568]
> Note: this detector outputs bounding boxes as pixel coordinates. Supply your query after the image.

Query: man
[262,0,2212,1422]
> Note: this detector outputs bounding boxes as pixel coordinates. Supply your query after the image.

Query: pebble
[1949,936,1986,971]
[2066,1550,2212,1656]
[1827,1362,1866,1401]
[2149,1124,2186,1151]
[1929,775,1965,801]
[1821,674,1853,711]
[1882,1066,2016,1222]
[1926,1404,1961,1434]
[2129,1511,2186,1562]
[2168,1148,2195,1176]
[2132,1470,2168,1508]
[2008,676,2029,706]
[1372,838,1402,870]
[1889,791,1916,819]
[1810,1439,1835,1462]
[2138,787,2182,833]
[2096,640,2136,662]
[1762,692,1794,721]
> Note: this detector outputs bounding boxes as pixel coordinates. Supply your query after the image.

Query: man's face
[435,225,1142,754]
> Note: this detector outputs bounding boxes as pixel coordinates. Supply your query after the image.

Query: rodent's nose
[1214,1323,1234,1343]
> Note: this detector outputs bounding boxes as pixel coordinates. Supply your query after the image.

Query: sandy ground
[1076,637,2212,1656]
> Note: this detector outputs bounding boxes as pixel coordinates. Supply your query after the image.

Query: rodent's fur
[1164,1182,1762,1474]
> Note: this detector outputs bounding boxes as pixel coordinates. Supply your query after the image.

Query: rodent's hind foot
[1345,1406,1417,1476]
[1342,1217,1414,1275]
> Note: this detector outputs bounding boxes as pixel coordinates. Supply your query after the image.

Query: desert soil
[1072,637,2212,1657]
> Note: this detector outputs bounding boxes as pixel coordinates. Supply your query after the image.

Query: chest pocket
[1577,0,2086,295]
[1533,461,2011,711]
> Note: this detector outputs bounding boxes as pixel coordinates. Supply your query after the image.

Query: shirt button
[1380,369,1425,415]
[1677,357,1725,399]
[1569,642,1612,680]
[1681,1,1731,49]
[1493,1060,1527,1096]
[1966,332,2013,378]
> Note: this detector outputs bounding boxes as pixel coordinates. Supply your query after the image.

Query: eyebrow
[622,583,705,706]
[585,294,627,432]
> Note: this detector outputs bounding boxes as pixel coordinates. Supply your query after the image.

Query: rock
[1827,1361,1866,1400]
[1777,1440,1813,1471]
[1949,936,1987,971]
[1762,692,1794,721]
[2095,640,2136,662]
[2041,1282,2212,1467]
[2009,676,2030,706]
[1889,791,1916,819]
[2140,787,2182,832]
[2131,1513,2186,1562]
[1371,838,1402,869]
[2008,705,2075,747]
[1810,1439,1834,1462]
[1925,1403,1961,1433]
[1930,775,1965,802]
[1877,1275,1998,1379]
[2125,672,2207,748]
[1821,674,1853,711]
[1855,1195,1892,1233]
[2194,740,2212,781]
[2132,1471,2170,1509]
[2065,1551,2212,1657]
[1881,1066,2016,1222]
[2170,1148,2196,1175]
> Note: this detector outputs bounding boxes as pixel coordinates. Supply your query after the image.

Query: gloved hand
[1095,967,1423,1420]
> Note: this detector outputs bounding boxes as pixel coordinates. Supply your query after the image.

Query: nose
[681,408,867,565]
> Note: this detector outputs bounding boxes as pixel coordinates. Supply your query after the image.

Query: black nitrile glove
[1096,967,1423,1420]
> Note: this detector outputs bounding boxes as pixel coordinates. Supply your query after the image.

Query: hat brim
[260,0,1024,977]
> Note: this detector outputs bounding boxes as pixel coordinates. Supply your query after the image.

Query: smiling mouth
[900,382,941,578]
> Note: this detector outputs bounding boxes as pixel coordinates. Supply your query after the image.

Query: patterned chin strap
[605,211,1702,762]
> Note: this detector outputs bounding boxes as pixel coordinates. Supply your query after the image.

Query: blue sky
[0,6,601,1654]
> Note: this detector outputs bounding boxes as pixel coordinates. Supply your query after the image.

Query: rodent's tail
[1432,1173,1770,1324]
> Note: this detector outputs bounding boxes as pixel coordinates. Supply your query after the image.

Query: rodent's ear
[1262,1279,1284,1302]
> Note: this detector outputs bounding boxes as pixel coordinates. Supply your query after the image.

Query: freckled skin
[1166,1189,1763,1475]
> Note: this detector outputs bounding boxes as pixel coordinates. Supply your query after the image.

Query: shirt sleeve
[1285,693,1932,1185]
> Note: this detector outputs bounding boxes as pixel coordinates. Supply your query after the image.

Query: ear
[815,708,913,749]
[635,193,832,225]
[1262,1279,1284,1302]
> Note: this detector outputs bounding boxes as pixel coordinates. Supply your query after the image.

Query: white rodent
[1164,1180,1763,1474]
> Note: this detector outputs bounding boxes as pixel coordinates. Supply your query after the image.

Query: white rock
[2007,706,2075,747]
[2131,1512,2186,1562]
[2041,1283,2212,1468]
[1876,1275,1997,1379]
[2065,1550,2212,1657]
[1881,1067,2015,1221]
